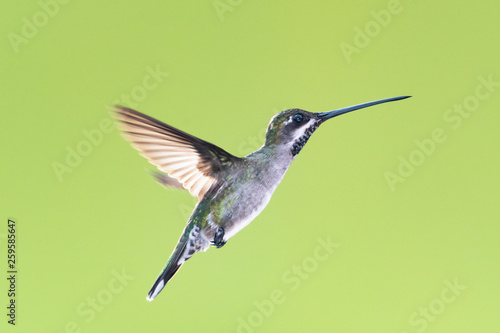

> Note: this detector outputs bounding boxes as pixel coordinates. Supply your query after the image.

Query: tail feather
[146,241,187,301]
[146,223,208,301]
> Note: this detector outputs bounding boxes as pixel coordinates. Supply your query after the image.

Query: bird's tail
[147,222,206,301]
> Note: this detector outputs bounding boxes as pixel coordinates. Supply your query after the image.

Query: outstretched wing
[114,106,240,200]
[150,170,186,190]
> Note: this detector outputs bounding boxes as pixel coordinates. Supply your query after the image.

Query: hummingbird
[113,95,410,301]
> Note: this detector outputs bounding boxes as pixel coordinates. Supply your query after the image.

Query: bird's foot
[212,227,226,248]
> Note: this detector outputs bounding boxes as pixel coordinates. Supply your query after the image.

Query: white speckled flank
[178,226,209,265]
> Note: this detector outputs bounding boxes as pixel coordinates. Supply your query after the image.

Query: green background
[1,0,499,332]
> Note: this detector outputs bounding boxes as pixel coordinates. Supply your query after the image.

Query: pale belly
[222,189,274,241]
[199,182,279,243]
[201,157,291,242]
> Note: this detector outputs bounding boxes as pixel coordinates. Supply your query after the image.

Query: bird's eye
[292,113,303,124]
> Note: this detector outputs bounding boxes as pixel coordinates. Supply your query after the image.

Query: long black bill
[317,96,411,121]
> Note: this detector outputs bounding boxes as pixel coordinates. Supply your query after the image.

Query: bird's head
[264,96,410,156]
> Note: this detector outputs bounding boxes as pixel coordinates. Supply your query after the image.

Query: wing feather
[114,106,240,200]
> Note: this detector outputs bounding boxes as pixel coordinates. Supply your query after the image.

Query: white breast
[223,190,274,241]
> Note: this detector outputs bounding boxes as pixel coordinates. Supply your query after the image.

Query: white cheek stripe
[283,116,293,126]
[291,119,315,143]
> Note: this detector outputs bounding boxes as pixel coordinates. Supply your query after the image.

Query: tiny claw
[213,227,226,248]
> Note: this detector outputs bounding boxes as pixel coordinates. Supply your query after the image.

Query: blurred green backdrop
[1,0,499,332]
